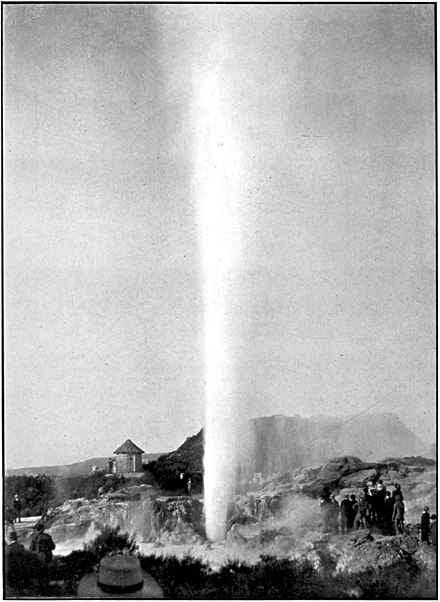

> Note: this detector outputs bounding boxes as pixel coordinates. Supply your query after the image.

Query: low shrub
[5,526,438,599]
[5,474,108,517]
[83,525,138,559]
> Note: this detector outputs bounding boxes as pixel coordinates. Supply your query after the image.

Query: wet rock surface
[259,456,436,522]
[46,494,205,548]
[43,454,436,583]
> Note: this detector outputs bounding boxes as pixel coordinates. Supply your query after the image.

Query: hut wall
[116,453,143,473]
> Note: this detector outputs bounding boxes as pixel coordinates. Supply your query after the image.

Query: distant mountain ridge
[152,412,433,483]
[7,412,432,478]
[5,453,163,477]
[248,412,433,476]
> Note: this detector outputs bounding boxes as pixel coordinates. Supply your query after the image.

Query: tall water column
[193,57,244,542]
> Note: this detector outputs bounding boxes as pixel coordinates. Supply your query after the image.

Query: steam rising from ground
[50,493,320,568]
[192,41,247,541]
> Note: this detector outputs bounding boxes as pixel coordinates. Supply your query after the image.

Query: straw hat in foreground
[77,555,164,599]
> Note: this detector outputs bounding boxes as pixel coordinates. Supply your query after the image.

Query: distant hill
[248,412,434,476]
[9,412,432,480]
[149,430,204,490]
[151,412,433,484]
[6,453,164,477]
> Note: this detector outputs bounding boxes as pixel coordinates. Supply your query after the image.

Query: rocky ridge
[150,413,433,489]
[43,455,436,557]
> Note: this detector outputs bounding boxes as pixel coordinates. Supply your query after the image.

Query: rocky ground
[37,455,436,575]
[6,455,436,599]
[259,455,436,523]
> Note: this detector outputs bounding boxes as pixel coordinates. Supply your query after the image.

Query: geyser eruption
[193,54,245,542]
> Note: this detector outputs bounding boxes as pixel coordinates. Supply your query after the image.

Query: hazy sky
[4,4,435,468]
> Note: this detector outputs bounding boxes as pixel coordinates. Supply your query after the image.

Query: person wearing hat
[391,483,404,502]
[13,495,22,523]
[29,522,55,566]
[78,554,164,598]
[5,531,42,597]
[6,531,25,555]
[384,491,394,535]
[421,506,430,543]
[374,482,386,530]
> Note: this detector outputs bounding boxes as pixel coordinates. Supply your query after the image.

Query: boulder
[302,457,375,496]
[339,469,378,488]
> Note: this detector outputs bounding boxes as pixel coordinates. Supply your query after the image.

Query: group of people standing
[5,522,56,596]
[320,481,436,543]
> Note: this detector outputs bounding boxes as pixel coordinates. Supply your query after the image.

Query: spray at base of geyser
[192,48,250,541]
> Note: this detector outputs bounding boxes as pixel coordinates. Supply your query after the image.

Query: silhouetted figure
[108,458,116,474]
[6,531,24,554]
[13,495,22,523]
[367,488,378,526]
[392,483,404,502]
[374,482,387,530]
[384,491,394,535]
[354,493,369,530]
[5,505,15,529]
[348,494,357,531]
[340,494,352,534]
[392,494,405,534]
[29,523,55,566]
[430,514,437,550]
[421,506,430,543]
[5,531,42,597]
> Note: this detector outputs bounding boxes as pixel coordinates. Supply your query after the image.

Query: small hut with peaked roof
[113,439,145,474]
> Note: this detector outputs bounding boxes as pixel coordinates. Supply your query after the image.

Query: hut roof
[114,439,145,455]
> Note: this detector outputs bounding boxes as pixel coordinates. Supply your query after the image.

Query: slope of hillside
[248,412,432,476]
[10,412,430,480]
[150,430,204,489]
[151,413,432,485]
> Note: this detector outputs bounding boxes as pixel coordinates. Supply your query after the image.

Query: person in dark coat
[5,531,42,597]
[29,523,55,566]
[367,488,378,526]
[374,482,387,528]
[421,506,430,543]
[430,514,437,550]
[339,494,352,534]
[384,491,394,535]
[392,494,405,534]
[5,506,15,529]
[391,483,404,502]
[6,531,24,554]
[348,494,357,531]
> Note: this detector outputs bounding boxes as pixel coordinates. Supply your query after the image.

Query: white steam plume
[193,50,244,542]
